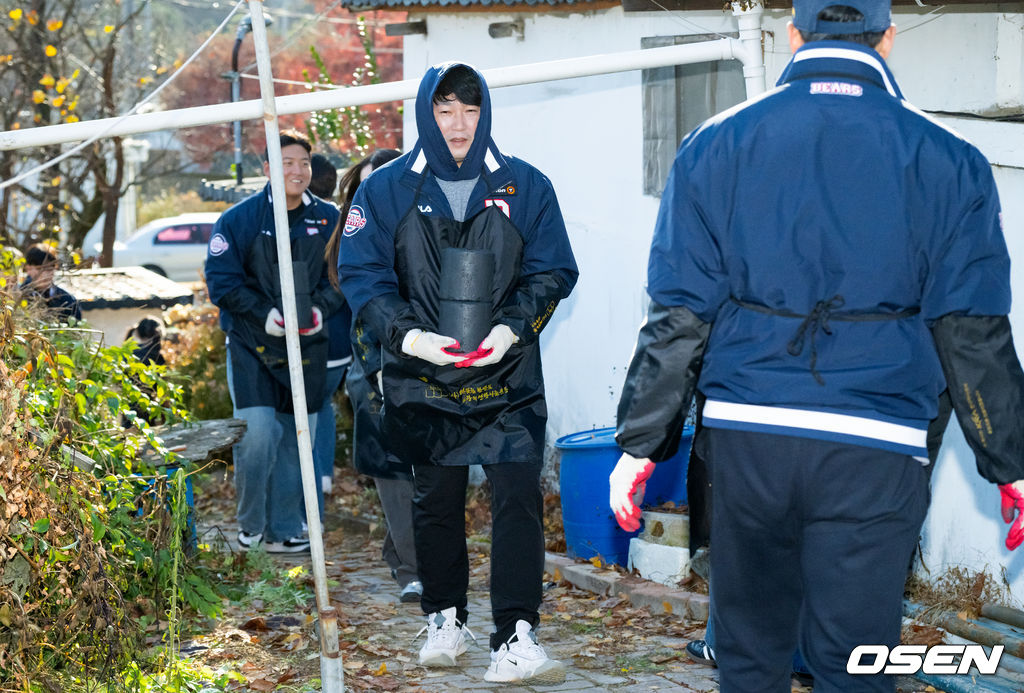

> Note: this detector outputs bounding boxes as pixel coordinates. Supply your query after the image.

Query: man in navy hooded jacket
[609,1,1024,691]
[206,130,342,554]
[340,63,577,685]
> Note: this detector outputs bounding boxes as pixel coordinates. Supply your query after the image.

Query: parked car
[94,212,221,282]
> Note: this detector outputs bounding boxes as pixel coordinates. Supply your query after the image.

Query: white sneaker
[238,530,262,549]
[400,580,423,603]
[484,620,565,684]
[263,535,310,553]
[321,475,333,495]
[416,607,475,667]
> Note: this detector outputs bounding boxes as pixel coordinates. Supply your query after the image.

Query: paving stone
[196,508,946,692]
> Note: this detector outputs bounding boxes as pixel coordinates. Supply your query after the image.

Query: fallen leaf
[247,679,277,692]
[241,617,268,631]
[281,633,307,652]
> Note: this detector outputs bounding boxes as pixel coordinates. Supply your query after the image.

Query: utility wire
[238,0,345,74]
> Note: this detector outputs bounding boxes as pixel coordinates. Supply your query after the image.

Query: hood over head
[415,61,494,182]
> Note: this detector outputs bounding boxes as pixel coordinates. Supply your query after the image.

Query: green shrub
[0,251,221,689]
[161,302,233,422]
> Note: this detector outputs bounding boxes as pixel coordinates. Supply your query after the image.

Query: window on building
[642,34,747,197]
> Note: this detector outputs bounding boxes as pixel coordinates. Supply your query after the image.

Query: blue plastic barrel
[555,425,693,566]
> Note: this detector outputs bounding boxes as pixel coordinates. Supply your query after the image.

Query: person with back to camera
[339,63,577,684]
[324,148,423,603]
[609,1,1024,690]
[205,129,343,554]
[20,243,81,322]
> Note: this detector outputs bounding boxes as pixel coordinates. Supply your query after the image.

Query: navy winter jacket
[621,42,1012,463]
[338,62,577,466]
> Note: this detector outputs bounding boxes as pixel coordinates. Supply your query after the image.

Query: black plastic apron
[228,207,329,412]
[380,199,547,467]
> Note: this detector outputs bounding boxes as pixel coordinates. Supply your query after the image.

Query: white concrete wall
[400,6,1024,597]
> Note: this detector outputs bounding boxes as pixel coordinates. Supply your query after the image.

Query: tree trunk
[97,39,124,268]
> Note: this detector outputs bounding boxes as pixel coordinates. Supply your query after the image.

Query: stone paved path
[194,482,934,692]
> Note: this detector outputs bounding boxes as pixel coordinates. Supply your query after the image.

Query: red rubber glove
[298,306,323,336]
[999,481,1024,550]
[609,452,655,532]
[455,325,517,368]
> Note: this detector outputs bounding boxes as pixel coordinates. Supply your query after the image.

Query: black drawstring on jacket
[732,295,920,386]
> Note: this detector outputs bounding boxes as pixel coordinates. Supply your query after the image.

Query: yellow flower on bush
[55,77,68,93]
[52,95,65,107]
[103,24,114,33]
[65,115,79,123]
[46,18,62,31]
[8,9,22,20]
[39,73,55,87]
[44,45,57,57]
[32,90,45,104]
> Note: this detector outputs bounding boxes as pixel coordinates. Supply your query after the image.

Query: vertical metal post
[232,75,243,185]
[245,2,343,691]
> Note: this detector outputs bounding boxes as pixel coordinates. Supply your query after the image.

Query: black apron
[381,202,547,466]
[228,210,329,413]
[345,353,412,479]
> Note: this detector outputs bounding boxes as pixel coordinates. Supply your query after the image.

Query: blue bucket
[555,425,692,566]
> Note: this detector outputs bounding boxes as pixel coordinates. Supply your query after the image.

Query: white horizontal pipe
[0,39,757,152]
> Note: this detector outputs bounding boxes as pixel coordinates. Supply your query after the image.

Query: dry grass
[905,565,1014,619]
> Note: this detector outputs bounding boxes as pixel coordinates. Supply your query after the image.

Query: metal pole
[245,2,342,691]
[0,38,765,152]
[231,34,244,185]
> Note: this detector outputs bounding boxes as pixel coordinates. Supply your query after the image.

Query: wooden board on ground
[143,417,247,466]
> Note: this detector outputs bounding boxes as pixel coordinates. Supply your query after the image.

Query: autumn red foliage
[164,9,405,171]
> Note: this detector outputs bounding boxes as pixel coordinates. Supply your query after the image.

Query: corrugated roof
[59,267,192,310]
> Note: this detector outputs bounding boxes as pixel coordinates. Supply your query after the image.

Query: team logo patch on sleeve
[343,205,367,237]
[209,233,229,256]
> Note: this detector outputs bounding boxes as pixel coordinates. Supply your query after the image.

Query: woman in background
[326,149,421,602]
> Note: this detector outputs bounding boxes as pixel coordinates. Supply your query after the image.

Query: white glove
[401,328,464,367]
[299,306,323,336]
[265,307,285,337]
[609,452,655,532]
[457,324,519,368]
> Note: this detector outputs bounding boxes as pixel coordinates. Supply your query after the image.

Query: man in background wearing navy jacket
[610,1,1024,690]
[206,130,342,554]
